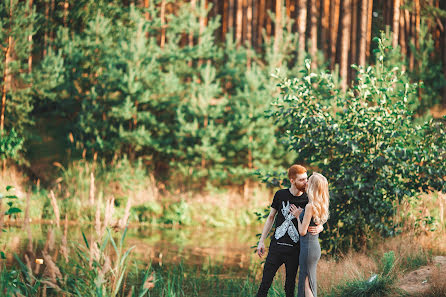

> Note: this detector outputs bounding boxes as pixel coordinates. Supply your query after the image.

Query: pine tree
[0,0,38,141]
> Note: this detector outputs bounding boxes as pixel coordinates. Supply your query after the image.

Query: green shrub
[264,32,446,252]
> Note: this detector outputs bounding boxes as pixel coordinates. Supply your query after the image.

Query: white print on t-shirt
[274,201,300,243]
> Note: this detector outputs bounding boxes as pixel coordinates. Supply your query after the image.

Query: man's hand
[308,224,324,235]
[257,241,266,258]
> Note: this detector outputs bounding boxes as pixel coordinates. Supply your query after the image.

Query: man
[255,164,323,297]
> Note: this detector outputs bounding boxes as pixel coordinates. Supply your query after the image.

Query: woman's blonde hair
[307,172,329,225]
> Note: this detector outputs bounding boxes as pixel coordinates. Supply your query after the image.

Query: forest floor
[398,256,446,295]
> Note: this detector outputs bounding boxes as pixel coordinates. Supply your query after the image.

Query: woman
[290,172,329,297]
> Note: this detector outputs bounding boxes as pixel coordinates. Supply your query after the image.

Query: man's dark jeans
[256,243,300,297]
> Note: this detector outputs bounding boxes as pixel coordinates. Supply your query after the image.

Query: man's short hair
[288,164,307,179]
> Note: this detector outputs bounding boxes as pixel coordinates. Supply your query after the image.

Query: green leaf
[5,208,22,215]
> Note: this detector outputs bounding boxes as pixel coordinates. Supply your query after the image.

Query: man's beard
[295,183,306,192]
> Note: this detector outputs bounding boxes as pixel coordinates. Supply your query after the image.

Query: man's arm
[257,208,277,258]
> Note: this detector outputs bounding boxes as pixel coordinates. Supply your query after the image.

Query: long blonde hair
[307,173,329,225]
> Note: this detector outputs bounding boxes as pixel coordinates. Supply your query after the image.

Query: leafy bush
[0,129,23,162]
[265,32,446,252]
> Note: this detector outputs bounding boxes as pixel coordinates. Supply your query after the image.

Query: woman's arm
[297,204,313,236]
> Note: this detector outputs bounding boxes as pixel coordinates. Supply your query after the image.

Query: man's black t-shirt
[270,189,309,251]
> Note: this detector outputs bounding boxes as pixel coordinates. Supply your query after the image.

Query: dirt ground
[398,256,446,295]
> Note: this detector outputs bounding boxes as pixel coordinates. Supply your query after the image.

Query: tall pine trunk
[366,0,373,61]
[228,0,234,38]
[43,0,49,57]
[160,0,166,48]
[298,0,308,61]
[340,0,352,90]
[236,0,243,42]
[400,0,407,67]
[358,0,368,66]
[393,0,401,48]
[274,0,282,54]
[257,0,265,47]
[330,0,340,68]
[321,0,330,56]
[28,0,34,74]
[309,0,318,67]
[350,0,358,79]
[246,0,252,48]
[1,0,13,137]
[222,0,228,38]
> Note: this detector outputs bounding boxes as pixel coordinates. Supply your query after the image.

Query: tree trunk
[415,0,420,53]
[236,0,243,43]
[400,0,407,66]
[266,0,272,41]
[340,0,352,90]
[258,0,265,47]
[393,0,401,48]
[330,0,341,68]
[321,0,330,56]
[144,0,150,20]
[274,0,283,54]
[350,0,358,77]
[228,0,234,38]
[409,7,415,71]
[358,0,368,66]
[198,0,207,45]
[50,0,55,44]
[28,0,34,74]
[63,0,69,27]
[298,0,308,61]
[246,0,252,48]
[1,0,13,137]
[222,0,228,38]
[43,0,49,57]
[251,0,257,48]
[366,0,373,61]
[309,0,318,67]
[160,0,166,48]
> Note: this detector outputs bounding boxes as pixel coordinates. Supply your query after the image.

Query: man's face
[291,173,308,192]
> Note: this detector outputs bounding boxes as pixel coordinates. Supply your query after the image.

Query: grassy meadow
[1,164,445,297]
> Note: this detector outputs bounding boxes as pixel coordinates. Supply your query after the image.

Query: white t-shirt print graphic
[274,201,300,244]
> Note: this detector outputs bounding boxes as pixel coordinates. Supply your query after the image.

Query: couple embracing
[256,165,329,297]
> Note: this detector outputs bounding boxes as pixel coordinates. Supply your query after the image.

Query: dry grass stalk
[439,192,445,229]
[43,228,55,255]
[89,240,100,269]
[42,252,62,283]
[143,272,156,290]
[119,197,132,229]
[24,254,35,285]
[427,266,446,295]
[95,195,102,237]
[0,199,4,231]
[40,280,63,293]
[103,196,115,233]
[318,252,377,294]
[24,192,30,225]
[49,190,60,227]
[60,215,69,263]
[99,254,111,279]
[89,171,95,206]
[126,287,134,297]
